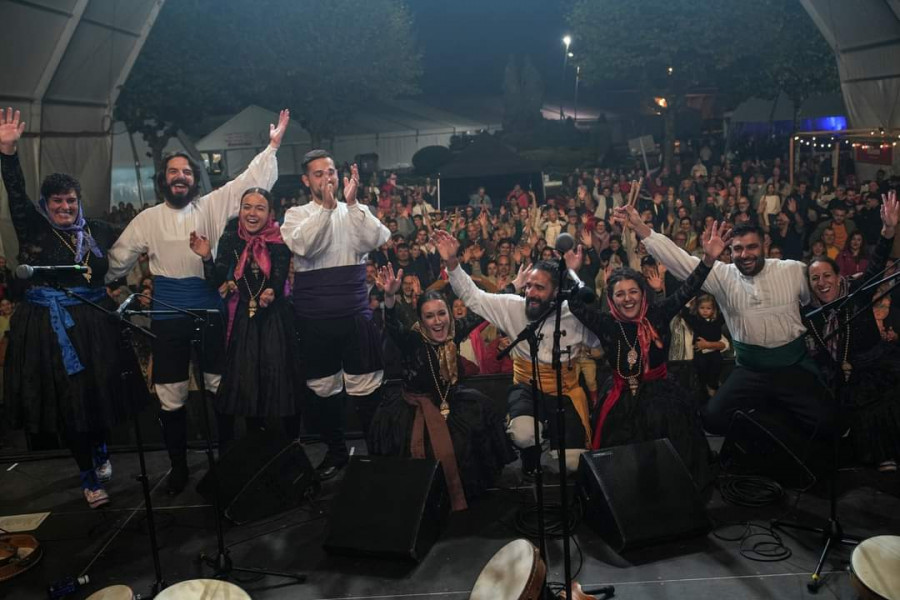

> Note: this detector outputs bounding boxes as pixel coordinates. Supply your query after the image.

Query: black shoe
[316,454,348,481]
[519,445,540,481]
[167,461,188,495]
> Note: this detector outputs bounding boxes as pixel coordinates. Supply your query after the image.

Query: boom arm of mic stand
[496,303,555,361]
[132,292,209,321]
[805,257,900,319]
[48,283,156,340]
[807,277,900,346]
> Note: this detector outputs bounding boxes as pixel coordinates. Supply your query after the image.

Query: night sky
[408,0,568,97]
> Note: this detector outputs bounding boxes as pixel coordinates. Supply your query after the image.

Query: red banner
[855,145,893,165]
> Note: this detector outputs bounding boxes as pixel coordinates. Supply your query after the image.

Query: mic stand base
[188,313,307,588]
[198,551,307,583]
[771,518,859,592]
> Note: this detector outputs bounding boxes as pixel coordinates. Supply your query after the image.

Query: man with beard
[106,110,289,494]
[615,206,836,448]
[433,230,600,475]
[281,149,390,479]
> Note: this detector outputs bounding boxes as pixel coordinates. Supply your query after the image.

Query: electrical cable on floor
[513,492,583,539]
[712,473,801,563]
[713,521,793,562]
[717,474,784,507]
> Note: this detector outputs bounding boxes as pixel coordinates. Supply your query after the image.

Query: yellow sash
[512,357,591,448]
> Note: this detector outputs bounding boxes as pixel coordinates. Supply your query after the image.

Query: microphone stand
[772,268,899,592]
[551,256,574,600]
[126,294,306,585]
[499,275,613,600]
[498,308,554,571]
[46,284,168,597]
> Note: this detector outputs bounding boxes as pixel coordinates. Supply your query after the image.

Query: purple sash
[293,264,371,320]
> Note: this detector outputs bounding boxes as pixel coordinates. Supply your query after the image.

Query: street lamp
[574,65,581,123]
[560,35,572,119]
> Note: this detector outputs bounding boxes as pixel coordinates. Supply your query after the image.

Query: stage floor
[1,440,899,600]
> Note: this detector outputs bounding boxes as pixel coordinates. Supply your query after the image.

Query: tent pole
[127,128,146,208]
[789,136,795,189]
[437,176,441,211]
[832,142,839,186]
[541,172,547,205]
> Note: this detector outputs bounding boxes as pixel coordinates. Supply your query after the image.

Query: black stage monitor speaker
[719,410,818,489]
[323,455,450,561]
[197,431,319,524]
[577,439,710,553]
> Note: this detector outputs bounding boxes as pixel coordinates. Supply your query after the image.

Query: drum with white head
[85,585,134,600]
[470,539,546,600]
[155,579,250,600]
[850,536,900,600]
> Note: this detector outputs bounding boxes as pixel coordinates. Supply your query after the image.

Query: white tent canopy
[801,0,900,131]
[730,92,796,124]
[0,0,164,263]
[195,100,501,178]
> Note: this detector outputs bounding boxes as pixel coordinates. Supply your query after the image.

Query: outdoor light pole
[560,35,571,119]
[574,65,581,123]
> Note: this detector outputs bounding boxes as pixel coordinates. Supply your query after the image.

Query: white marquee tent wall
[0,0,165,264]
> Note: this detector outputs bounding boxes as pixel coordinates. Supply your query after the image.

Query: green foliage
[502,55,545,132]
[566,0,838,166]
[567,0,837,105]
[116,0,422,167]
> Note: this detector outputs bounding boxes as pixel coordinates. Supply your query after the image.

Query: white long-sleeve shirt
[447,265,600,363]
[105,146,278,281]
[280,201,390,271]
[642,231,809,348]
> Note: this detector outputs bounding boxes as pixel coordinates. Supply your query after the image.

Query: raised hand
[432,230,460,268]
[322,179,338,210]
[701,220,732,266]
[0,107,26,155]
[565,246,584,272]
[512,262,533,292]
[189,231,212,260]
[881,190,898,237]
[580,228,592,248]
[269,109,290,149]
[617,205,650,237]
[646,269,664,292]
[343,163,360,205]
[380,264,403,296]
[259,288,275,308]
[601,263,615,285]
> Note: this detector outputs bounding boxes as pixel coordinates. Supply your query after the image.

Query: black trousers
[702,365,836,439]
[693,351,723,391]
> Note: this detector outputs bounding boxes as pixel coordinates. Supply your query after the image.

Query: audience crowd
[2,142,900,436]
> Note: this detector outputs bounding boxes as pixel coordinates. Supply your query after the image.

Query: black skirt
[597,376,712,491]
[846,346,900,464]
[368,384,516,501]
[5,299,142,434]
[216,296,303,417]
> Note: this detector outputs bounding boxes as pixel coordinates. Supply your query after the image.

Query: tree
[116,1,245,169]
[502,55,545,133]
[116,0,422,168]
[567,0,838,168]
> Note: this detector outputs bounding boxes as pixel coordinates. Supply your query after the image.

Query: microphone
[15,264,90,279]
[115,293,140,318]
[552,233,597,304]
[555,232,576,254]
